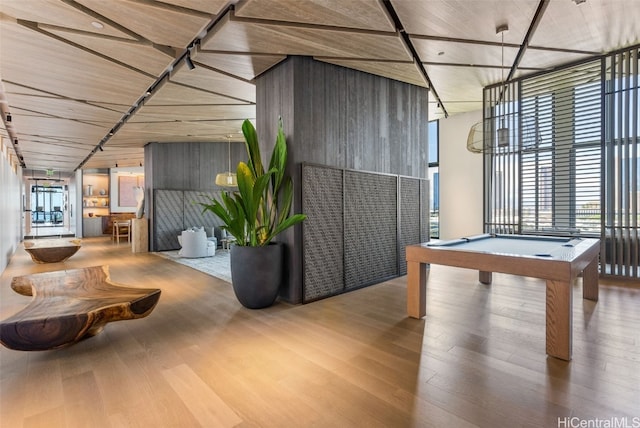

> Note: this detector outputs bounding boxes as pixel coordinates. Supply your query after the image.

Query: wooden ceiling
[1,0,638,174]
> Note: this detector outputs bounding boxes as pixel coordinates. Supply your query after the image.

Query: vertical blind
[483,45,640,278]
[604,48,639,277]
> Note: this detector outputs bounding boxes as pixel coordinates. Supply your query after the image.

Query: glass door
[28,182,67,237]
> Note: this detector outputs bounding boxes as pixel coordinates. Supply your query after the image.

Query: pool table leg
[582,257,599,301]
[545,279,572,361]
[407,261,427,319]
[479,271,492,284]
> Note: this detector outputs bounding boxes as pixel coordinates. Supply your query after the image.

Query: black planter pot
[230,243,283,309]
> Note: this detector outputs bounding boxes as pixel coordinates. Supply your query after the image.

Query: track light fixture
[185,52,195,70]
[6,112,11,122]
[14,138,18,145]
[98,146,103,151]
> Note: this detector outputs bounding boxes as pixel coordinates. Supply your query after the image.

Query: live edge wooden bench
[23,238,82,263]
[0,266,161,351]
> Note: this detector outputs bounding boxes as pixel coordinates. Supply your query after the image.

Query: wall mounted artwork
[118,176,139,207]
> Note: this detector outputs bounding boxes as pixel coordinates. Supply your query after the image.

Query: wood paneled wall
[257,56,429,175]
[146,142,246,190]
[256,56,429,303]
[144,141,246,251]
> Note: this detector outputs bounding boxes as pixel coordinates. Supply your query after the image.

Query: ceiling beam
[507,0,551,82]
[380,0,448,118]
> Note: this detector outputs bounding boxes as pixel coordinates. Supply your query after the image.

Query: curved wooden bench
[23,238,82,263]
[0,265,161,351]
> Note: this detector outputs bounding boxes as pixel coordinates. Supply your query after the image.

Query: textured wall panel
[399,177,421,276]
[154,190,184,251]
[302,165,345,302]
[344,171,398,289]
[420,180,430,242]
[184,190,224,234]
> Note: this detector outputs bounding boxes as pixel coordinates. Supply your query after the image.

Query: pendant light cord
[501,30,505,92]
[501,30,505,124]
[227,135,231,174]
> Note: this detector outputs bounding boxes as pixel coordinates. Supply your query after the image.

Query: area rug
[154,249,232,283]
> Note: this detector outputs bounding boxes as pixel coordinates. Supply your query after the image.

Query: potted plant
[200,118,306,308]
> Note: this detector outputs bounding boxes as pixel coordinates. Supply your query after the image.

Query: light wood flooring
[1,237,639,428]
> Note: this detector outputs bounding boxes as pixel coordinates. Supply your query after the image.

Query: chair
[178,227,215,258]
[113,220,131,244]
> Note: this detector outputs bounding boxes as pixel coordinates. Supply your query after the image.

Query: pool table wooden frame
[405,234,600,361]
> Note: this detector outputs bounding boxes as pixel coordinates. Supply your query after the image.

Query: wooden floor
[1,238,638,428]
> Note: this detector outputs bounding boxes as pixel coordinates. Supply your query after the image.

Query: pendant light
[215,135,237,187]
[496,24,509,148]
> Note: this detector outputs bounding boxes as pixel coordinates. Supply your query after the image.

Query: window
[603,48,640,277]
[520,74,601,236]
[483,47,640,278]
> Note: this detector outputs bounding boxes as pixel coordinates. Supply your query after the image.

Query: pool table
[405,234,600,360]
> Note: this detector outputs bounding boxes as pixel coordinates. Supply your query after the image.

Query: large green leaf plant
[200,118,306,246]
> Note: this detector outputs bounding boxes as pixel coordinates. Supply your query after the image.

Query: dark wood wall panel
[147,142,245,191]
[256,57,300,303]
[264,56,429,176]
[256,56,430,303]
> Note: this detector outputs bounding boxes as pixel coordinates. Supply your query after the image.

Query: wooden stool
[113,220,131,243]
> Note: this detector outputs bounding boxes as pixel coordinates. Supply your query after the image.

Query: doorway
[26,182,72,238]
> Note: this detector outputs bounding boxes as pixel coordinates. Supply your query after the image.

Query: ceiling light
[91,21,104,29]
[185,53,195,70]
[497,127,509,147]
[215,135,237,187]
